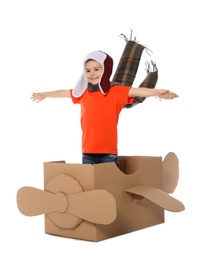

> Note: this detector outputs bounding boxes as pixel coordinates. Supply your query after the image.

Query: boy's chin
[90,82,99,85]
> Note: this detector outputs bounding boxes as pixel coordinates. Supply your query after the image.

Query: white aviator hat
[72,50,113,97]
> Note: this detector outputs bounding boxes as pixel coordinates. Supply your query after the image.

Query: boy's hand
[31,92,45,102]
[157,89,179,100]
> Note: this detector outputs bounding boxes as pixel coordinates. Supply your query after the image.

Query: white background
[0,0,202,259]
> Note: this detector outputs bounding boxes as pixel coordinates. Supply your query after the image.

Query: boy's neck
[87,82,100,92]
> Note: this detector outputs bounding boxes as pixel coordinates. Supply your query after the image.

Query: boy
[31,50,178,165]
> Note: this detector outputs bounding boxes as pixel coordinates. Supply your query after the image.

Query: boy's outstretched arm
[128,87,179,100]
[31,90,71,102]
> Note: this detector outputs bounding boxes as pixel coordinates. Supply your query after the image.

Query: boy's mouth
[90,78,99,83]
[90,77,98,81]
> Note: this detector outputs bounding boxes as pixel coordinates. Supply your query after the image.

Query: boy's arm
[31,89,71,102]
[128,87,179,100]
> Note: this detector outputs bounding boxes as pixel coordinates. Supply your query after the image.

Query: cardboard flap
[125,185,185,212]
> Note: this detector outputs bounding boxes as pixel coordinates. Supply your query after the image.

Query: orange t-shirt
[70,86,134,154]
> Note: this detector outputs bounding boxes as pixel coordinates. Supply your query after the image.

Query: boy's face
[85,60,103,85]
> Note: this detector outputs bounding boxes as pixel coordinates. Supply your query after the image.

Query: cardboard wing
[16,152,184,241]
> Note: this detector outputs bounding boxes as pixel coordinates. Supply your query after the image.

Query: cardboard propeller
[17,174,117,228]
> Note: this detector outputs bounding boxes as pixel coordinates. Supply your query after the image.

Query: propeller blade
[17,187,68,216]
[67,189,117,225]
[125,185,185,212]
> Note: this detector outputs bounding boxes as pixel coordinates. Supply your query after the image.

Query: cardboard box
[17,152,184,241]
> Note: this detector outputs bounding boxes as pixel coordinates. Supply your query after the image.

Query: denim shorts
[82,153,119,165]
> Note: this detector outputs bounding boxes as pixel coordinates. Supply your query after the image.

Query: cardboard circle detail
[46,174,83,229]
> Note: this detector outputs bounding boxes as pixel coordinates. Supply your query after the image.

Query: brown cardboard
[16,152,185,242]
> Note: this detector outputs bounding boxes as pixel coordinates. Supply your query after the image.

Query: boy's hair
[85,59,95,64]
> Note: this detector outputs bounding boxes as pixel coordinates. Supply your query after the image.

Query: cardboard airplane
[16,152,185,241]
